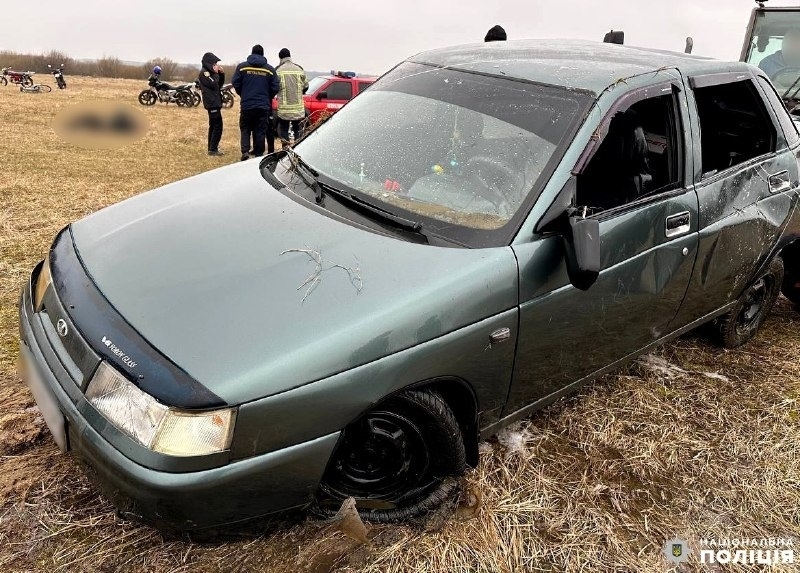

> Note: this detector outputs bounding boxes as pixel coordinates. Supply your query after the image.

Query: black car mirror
[563,213,601,291]
[317,91,328,100]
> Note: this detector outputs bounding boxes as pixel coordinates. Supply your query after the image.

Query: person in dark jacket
[198,52,225,156]
[231,45,281,161]
[485,25,507,42]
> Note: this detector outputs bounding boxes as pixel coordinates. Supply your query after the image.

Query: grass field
[1,76,799,573]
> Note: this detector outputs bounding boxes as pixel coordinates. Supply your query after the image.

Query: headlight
[86,362,236,456]
[33,257,52,312]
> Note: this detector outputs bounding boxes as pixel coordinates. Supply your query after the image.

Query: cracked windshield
[292,62,590,234]
[745,10,800,97]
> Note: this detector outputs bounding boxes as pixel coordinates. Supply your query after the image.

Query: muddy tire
[713,257,784,348]
[314,389,465,523]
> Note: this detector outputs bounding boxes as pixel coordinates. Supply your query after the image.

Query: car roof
[410,39,753,94]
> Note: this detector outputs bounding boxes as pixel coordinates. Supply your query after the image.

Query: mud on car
[18,39,800,532]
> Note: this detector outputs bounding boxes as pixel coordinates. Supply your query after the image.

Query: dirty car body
[18,40,800,531]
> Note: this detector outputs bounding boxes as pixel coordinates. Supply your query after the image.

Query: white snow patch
[702,372,730,382]
[496,423,532,456]
[637,354,688,379]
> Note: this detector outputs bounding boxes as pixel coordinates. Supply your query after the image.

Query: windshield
[288,62,592,247]
[306,76,328,96]
[745,10,800,94]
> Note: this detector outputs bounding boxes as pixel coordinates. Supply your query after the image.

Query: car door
[321,79,353,112]
[671,71,800,325]
[504,78,699,416]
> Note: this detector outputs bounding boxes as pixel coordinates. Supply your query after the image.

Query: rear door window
[692,79,777,177]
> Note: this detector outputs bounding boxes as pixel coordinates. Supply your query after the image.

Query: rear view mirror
[563,214,601,291]
[316,91,328,100]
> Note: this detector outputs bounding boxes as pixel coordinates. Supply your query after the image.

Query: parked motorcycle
[138,76,194,107]
[172,80,201,106]
[221,83,235,108]
[48,64,67,89]
[0,67,34,87]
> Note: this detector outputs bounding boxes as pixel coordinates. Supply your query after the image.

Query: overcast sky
[2,0,791,73]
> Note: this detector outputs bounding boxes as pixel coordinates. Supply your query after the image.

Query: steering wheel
[770,67,800,93]
[464,156,517,210]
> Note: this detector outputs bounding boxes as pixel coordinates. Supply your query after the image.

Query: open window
[691,78,777,177]
[576,87,683,213]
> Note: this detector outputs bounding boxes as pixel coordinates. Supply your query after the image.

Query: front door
[505,79,699,415]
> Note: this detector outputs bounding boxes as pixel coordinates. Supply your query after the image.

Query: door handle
[665,211,691,238]
[769,170,792,194]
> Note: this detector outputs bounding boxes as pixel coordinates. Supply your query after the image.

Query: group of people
[196,27,507,158]
[197,45,308,160]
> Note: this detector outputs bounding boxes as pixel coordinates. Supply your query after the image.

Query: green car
[18,40,800,532]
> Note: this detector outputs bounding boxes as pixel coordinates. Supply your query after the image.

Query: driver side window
[576,91,683,213]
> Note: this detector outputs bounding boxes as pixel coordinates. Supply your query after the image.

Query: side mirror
[563,214,601,291]
[48,65,52,69]
[316,91,328,100]
[535,177,601,290]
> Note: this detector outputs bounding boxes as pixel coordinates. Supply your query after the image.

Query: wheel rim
[320,409,435,510]
[735,277,769,335]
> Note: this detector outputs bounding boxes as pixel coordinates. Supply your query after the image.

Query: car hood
[70,161,519,405]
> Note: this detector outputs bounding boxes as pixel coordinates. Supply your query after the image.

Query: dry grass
[1,76,799,573]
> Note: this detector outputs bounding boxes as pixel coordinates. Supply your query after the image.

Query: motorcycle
[48,64,67,89]
[221,83,235,108]
[138,76,194,107]
[0,67,34,87]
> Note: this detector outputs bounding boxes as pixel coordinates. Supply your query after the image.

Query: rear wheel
[176,91,192,107]
[314,389,465,523]
[21,75,33,87]
[37,84,52,93]
[138,90,156,106]
[713,257,784,348]
[221,91,234,108]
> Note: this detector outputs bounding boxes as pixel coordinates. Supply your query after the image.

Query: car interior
[576,93,680,213]
[692,80,776,177]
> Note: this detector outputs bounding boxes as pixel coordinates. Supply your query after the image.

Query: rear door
[671,71,800,325]
[506,76,699,415]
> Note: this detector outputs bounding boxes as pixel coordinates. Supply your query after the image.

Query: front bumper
[18,264,339,531]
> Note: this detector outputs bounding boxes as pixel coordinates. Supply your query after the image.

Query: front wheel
[138,90,156,106]
[314,389,466,523]
[57,77,66,89]
[713,257,784,348]
[176,91,194,107]
[0,77,7,86]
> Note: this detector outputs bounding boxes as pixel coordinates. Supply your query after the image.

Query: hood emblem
[56,319,69,338]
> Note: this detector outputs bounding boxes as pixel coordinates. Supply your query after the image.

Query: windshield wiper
[317,178,426,235]
[282,147,426,239]
[283,147,324,204]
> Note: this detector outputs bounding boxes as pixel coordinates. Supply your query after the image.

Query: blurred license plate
[19,344,68,452]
